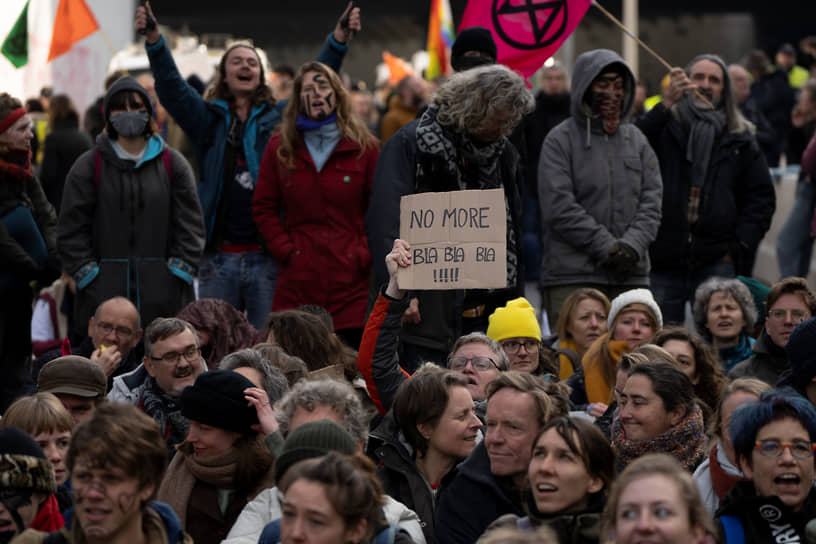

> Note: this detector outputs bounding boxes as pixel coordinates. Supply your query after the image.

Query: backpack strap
[556,347,582,375]
[93,148,102,190]
[720,515,746,544]
[94,148,173,191]
[161,148,173,183]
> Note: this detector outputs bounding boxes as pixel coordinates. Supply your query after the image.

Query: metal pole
[622,0,639,79]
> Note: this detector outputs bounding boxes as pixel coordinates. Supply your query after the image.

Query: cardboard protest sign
[398,189,506,290]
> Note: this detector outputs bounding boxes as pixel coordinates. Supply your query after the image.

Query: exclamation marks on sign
[433,268,460,283]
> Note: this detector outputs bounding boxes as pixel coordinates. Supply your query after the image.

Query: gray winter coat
[538,49,662,287]
[58,134,205,328]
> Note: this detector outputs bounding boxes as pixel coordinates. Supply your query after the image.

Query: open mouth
[236,73,253,82]
[82,507,110,523]
[535,483,557,493]
[775,473,801,486]
[174,367,193,379]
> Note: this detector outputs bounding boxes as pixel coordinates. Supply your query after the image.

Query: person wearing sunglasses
[715,390,816,542]
[729,277,816,385]
[357,239,510,418]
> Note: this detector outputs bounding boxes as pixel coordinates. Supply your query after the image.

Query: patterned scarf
[415,104,518,286]
[0,149,34,183]
[675,96,727,225]
[612,405,706,472]
[589,90,623,135]
[141,376,189,459]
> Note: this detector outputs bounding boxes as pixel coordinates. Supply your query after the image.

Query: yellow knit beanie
[486,297,541,342]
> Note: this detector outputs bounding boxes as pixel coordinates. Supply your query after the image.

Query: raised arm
[356,240,412,414]
[137,2,212,146]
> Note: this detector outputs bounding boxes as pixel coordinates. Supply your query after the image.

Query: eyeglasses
[96,321,134,338]
[754,439,816,459]
[767,309,810,323]
[149,345,200,365]
[501,339,540,354]
[448,356,499,372]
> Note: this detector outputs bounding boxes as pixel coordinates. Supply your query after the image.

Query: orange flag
[47,0,99,62]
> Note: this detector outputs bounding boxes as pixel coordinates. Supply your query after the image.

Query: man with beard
[108,317,206,460]
[636,54,775,324]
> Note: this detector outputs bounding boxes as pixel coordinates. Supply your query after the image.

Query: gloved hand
[604,241,638,282]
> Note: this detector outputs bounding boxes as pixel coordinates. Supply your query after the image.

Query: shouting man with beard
[108,318,206,460]
[636,54,775,324]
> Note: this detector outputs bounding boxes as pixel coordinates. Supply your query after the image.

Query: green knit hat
[275,419,356,483]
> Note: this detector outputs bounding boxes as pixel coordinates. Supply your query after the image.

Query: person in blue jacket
[135,1,360,329]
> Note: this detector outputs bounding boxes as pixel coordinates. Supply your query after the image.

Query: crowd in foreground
[3,1,816,543]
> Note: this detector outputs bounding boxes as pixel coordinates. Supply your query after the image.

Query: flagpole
[96,27,116,56]
[591,0,671,72]
[591,0,714,109]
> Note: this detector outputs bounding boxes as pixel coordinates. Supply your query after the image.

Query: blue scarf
[296,113,340,173]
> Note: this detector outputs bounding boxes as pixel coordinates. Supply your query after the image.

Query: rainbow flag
[426,0,454,80]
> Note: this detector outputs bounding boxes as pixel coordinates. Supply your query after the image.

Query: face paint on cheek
[326,91,334,110]
[117,492,137,513]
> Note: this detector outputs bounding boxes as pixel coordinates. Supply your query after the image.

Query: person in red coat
[252,61,379,349]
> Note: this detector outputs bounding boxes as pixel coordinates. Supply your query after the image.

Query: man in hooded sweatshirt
[538,49,663,325]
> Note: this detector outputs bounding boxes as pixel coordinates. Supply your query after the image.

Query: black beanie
[103,76,153,120]
[0,426,56,494]
[274,419,356,483]
[786,317,816,387]
[181,370,259,434]
[451,27,497,71]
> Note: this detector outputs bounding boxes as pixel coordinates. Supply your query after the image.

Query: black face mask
[110,111,149,138]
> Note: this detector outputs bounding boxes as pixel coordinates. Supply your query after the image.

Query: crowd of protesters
[4,1,816,542]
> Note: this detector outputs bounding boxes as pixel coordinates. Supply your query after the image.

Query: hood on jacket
[570,49,635,126]
[96,132,168,170]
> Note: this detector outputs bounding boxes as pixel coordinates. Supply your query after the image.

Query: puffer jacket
[58,134,205,328]
[538,48,662,287]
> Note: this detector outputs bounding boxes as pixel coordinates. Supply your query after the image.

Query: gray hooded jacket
[538,49,662,287]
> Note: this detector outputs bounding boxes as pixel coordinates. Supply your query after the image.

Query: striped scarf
[0,149,33,183]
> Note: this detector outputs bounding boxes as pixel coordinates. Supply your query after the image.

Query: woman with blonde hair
[603,453,714,544]
[1,392,73,523]
[253,62,379,350]
[566,288,662,416]
[553,288,610,380]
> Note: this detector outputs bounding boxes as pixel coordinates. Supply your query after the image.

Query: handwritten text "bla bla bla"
[413,246,497,264]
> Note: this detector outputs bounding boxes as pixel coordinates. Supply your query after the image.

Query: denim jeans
[650,260,735,326]
[777,178,815,279]
[198,251,277,329]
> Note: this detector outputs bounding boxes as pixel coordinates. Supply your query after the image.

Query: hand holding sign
[385,238,412,299]
[398,189,507,290]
